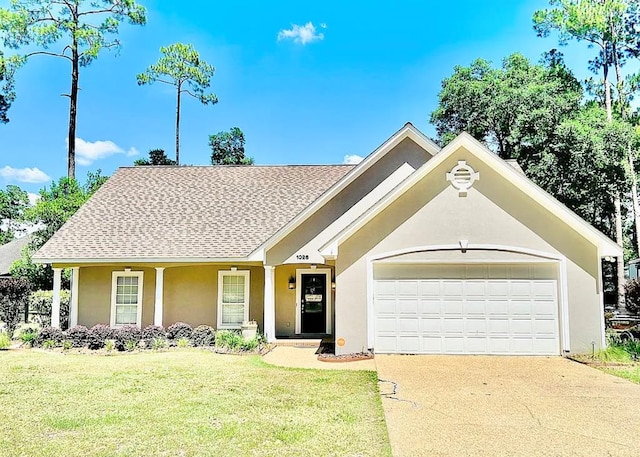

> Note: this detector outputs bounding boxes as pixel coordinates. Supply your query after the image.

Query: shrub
[141,325,165,344]
[177,337,190,348]
[61,340,72,351]
[28,290,71,329]
[594,345,632,363]
[166,322,193,341]
[66,325,89,348]
[0,332,10,350]
[624,279,640,315]
[35,326,65,347]
[13,322,40,346]
[114,325,142,351]
[190,325,215,347]
[239,337,259,352]
[215,330,244,350]
[0,277,31,334]
[151,337,167,350]
[87,324,114,350]
[105,339,116,352]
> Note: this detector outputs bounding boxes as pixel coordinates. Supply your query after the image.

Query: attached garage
[373,262,561,355]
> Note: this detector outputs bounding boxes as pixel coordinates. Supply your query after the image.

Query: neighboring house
[0,235,30,278]
[34,123,621,355]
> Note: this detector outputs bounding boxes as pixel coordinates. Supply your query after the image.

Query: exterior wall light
[288,275,296,290]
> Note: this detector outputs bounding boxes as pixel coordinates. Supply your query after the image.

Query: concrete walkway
[262,345,376,370]
[376,355,640,457]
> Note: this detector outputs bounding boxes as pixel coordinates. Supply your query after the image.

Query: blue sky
[1,0,597,195]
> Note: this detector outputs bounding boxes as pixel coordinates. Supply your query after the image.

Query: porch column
[154,267,165,327]
[69,267,79,328]
[51,267,62,328]
[263,265,276,342]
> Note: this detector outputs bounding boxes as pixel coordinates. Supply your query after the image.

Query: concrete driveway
[376,355,640,457]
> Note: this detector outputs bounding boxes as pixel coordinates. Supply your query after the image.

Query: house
[0,235,30,278]
[34,123,621,355]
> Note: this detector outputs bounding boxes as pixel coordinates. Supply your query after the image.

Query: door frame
[295,268,332,334]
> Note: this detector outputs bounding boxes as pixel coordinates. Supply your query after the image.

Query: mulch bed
[317,351,374,363]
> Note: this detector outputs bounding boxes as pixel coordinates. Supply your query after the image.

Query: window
[217,270,250,329]
[110,271,144,327]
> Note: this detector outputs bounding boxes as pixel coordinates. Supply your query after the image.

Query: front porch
[48,263,337,343]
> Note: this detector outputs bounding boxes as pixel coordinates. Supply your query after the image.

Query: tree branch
[25,51,73,62]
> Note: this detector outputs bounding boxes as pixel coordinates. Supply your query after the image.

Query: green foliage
[137,42,217,164]
[594,345,632,362]
[624,278,640,314]
[0,184,29,244]
[190,325,215,347]
[13,322,39,345]
[0,49,16,123]
[430,52,582,160]
[141,325,165,344]
[113,325,142,351]
[0,277,31,334]
[104,339,116,352]
[215,330,244,350]
[0,331,10,349]
[151,337,167,350]
[210,127,254,165]
[177,337,190,348]
[10,171,107,289]
[134,149,177,166]
[28,290,71,329]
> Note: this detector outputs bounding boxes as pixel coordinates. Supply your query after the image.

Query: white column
[154,267,165,327]
[263,266,276,342]
[51,267,62,328]
[69,267,79,328]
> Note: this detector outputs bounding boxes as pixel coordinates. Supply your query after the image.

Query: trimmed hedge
[87,324,114,350]
[66,325,89,348]
[114,325,142,351]
[166,322,193,341]
[141,325,166,344]
[0,277,31,334]
[190,325,215,347]
[34,326,65,347]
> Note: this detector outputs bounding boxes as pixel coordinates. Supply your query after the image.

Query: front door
[300,273,327,333]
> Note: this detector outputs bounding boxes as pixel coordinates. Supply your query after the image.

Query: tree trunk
[604,62,613,122]
[175,83,181,165]
[615,193,626,310]
[67,11,79,180]
[630,154,640,256]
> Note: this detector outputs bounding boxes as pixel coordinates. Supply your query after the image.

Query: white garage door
[373,264,560,355]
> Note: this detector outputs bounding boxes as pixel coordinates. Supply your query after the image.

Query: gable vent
[446,161,479,197]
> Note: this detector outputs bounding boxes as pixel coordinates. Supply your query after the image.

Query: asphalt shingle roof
[0,235,30,275]
[34,165,355,261]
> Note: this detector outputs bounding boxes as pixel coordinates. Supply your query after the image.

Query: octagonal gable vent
[446,161,479,197]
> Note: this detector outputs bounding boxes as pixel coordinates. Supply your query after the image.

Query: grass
[602,366,640,384]
[0,349,391,457]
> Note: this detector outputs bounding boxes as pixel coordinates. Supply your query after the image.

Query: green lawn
[602,365,640,384]
[0,349,391,457]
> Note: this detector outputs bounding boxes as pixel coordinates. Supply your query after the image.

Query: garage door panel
[373,263,560,355]
[419,300,441,315]
[397,299,419,314]
[464,300,486,314]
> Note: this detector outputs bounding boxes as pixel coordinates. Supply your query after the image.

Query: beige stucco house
[34,123,621,355]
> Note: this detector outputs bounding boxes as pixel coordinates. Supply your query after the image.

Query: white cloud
[343,154,364,165]
[27,192,40,206]
[0,166,51,183]
[72,137,138,165]
[278,22,325,45]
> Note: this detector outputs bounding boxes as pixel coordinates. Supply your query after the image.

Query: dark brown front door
[301,273,326,333]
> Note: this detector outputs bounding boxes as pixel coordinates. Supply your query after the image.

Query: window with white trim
[217,270,250,329]
[110,271,144,327]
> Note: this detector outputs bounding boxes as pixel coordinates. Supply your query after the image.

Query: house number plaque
[296,254,309,260]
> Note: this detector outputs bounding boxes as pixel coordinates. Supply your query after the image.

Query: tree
[430,53,582,164]
[10,170,108,289]
[0,0,147,179]
[137,43,218,165]
[430,55,627,241]
[533,0,635,308]
[210,127,254,165]
[0,184,29,245]
[0,50,15,123]
[134,148,177,166]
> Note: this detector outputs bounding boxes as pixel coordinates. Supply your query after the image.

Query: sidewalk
[262,345,376,371]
